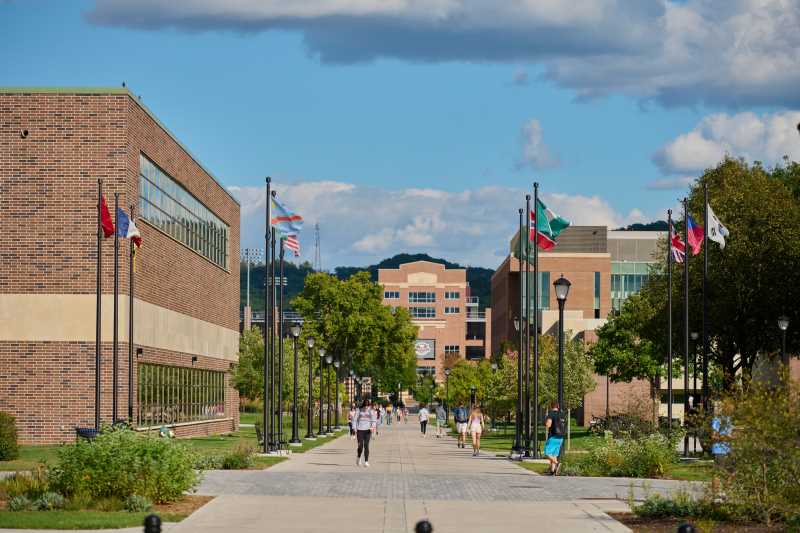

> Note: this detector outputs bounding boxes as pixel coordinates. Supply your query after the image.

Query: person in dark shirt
[544,401,565,475]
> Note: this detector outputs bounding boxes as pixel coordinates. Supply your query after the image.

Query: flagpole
[667,209,673,434]
[128,205,135,423]
[270,220,277,447]
[263,177,271,454]
[113,193,120,425]
[702,184,709,411]
[278,239,286,448]
[524,194,532,457]
[96,179,103,431]
[532,182,540,459]
[513,208,524,455]
[682,198,690,456]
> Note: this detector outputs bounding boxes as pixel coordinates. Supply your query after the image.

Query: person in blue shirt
[453,402,469,449]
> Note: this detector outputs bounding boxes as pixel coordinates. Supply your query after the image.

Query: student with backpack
[453,401,469,449]
[544,401,565,475]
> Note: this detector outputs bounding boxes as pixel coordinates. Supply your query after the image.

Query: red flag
[100,195,115,238]
[670,222,685,263]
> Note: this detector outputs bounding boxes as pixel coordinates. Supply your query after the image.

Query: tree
[537,334,597,411]
[232,326,265,402]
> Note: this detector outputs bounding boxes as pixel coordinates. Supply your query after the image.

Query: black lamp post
[779,316,790,365]
[512,317,523,454]
[325,352,333,434]
[319,347,326,436]
[470,385,477,410]
[444,368,451,423]
[491,362,498,430]
[305,336,316,440]
[690,332,699,408]
[553,275,571,413]
[290,323,302,445]
[334,358,341,429]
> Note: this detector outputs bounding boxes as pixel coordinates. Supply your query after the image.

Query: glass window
[410,306,436,319]
[445,307,460,314]
[594,271,601,311]
[384,291,400,299]
[465,346,485,360]
[444,345,460,355]
[137,363,225,427]
[523,271,550,316]
[138,154,229,269]
[444,291,460,300]
[409,291,436,303]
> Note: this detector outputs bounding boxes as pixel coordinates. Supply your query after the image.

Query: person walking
[397,403,404,424]
[386,403,393,427]
[353,400,374,467]
[544,402,565,475]
[418,404,430,436]
[435,403,447,438]
[370,401,379,438]
[453,401,469,449]
[348,403,357,440]
[468,405,485,456]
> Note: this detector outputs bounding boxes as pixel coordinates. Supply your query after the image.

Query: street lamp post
[779,316,790,365]
[553,276,571,414]
[470,385,477,410]
[290,323,302,445]
[305,336,316,440]
[319,348,326,436]
[325,352,333,434]
[444,368,451,423]
[512,317,523,455]
[334,359,341,429]
[491,362,498,431]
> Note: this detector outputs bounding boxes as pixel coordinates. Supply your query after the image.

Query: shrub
[49,427,201,503]
[8,495,32,511]
[567,432,680,478]
[0,411,19,461]
[0,467,51,499]
[194,455,223,470]
[634,491,699,519]
[125,494,154,513]
[221,445,255,470]
[33,492,66,511]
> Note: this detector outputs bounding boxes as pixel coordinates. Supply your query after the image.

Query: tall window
[444,345,460,355]
[410,306,436,319]
[409,291,436,303]
[384,291,400,299]
[444,291,460,300]
[139,154,229,269]
[594,271,601,318]
[137,363,225,427]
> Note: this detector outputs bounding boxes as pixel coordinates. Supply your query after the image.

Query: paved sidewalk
[173,419,694,532]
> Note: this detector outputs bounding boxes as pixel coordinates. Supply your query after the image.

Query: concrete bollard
[677,524,696,533]
[415,519,433,533]
[144,514,161,533]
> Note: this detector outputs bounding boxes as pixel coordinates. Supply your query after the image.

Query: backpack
[455,407,468,423]
[549,411,564,437]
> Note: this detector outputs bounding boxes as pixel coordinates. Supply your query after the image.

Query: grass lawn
[516,461,551,475]
[466,424,599,454]
[664,461,714,482]
[0,510,187,529]
[0,445,60,471]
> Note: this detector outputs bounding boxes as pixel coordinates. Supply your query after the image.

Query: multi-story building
[378,261,491,382]
[0,88,241,444]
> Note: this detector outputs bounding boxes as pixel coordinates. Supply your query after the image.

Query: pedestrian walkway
[174,418,694,532]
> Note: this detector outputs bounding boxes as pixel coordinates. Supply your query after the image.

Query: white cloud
[229,180,649,268]
[653,110,800,175]
[86,0,800,107]
[518,119,559,170]
[646,176,695,191]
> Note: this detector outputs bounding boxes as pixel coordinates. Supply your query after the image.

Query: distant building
[378,261,491,382]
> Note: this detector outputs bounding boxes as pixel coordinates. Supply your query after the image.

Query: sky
[2,0,799,268]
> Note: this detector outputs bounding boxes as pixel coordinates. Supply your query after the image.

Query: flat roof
[0,86,239,206]
[608,230,665,240]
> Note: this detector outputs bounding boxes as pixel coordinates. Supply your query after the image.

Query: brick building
[0,88,240,444]
[378,261,491,382]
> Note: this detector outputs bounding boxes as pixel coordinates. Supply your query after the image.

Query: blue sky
[3,0,798,268]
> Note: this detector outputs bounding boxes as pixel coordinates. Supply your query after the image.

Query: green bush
[8,495,33,511]
[49,427,201,503]
[194,455,223,470]
[221,445,255,470]
[567,432,680,478]
[33,492,66,511]
[125,495,153,513]
[0,411,19,461]
[0,467,51,499]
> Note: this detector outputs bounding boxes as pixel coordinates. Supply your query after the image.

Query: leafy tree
[537,334,597,411]
[232,327,266,402]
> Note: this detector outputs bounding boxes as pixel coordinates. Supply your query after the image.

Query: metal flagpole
[532,182,540,459]
[128,206,135,422]
[702,184,709,411]
[524,194,532,457]
[513,208,524,455]
[263,177,271,454]
[96,179,103,431]
[270,227,277,447]
[278,240,286,448]
[667,209,674,433]
[113,193,120,425]
[683,198,690,456]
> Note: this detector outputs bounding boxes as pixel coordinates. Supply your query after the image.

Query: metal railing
[465,296,480,305]
[466,310,485,321]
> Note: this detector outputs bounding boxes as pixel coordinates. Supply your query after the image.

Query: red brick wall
[581,374,653,425]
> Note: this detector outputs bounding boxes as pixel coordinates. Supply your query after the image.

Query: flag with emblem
[530,199,570,251]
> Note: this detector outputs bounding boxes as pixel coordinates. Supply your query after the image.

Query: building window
[444,291,460,300]
[409,291,436,303]
[594,271,601,315]
[444,345,460,355]
[523,271,550,316]
[139,154,229,269]
[137,363,225,427]
[444,306,460,315]
[416,367,436,377]
[410,306,436,319]
[384,291,400,299]
[465,346,485,360]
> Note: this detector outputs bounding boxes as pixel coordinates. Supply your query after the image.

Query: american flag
[283,234,300,257]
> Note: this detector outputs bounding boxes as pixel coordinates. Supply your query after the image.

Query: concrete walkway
[173,419,694,532]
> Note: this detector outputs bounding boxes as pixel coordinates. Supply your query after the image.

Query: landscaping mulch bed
[154,494,214,515]
[609,513,785,532]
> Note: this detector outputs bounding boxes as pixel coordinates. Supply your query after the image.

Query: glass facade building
[608,231,664,313]
[139,154,229,269]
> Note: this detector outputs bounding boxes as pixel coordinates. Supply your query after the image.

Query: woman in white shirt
[353,400,374,467]
[418,404,430,436]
